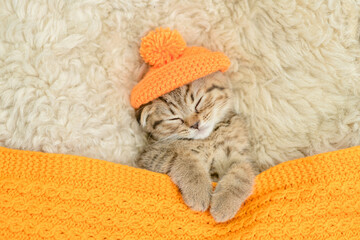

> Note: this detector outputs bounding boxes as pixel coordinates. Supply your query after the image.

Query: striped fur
[136,72,257,222]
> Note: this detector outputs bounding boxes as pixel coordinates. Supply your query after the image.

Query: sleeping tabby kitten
[135,72,258,222]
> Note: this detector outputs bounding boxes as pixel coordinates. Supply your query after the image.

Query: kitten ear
[135,103,151,127]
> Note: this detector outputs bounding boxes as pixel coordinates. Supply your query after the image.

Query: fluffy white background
[1,0,359,170]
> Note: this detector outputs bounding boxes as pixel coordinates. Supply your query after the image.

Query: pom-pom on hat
[130,28,231,109]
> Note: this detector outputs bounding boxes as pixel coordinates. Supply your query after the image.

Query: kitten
[135,72,257,222]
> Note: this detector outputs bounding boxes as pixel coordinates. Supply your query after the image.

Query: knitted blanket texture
[0,146,359,239]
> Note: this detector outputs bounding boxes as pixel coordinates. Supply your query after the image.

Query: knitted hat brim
[130,52,231,109]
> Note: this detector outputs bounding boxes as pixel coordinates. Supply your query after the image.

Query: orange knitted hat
[130,28,231,109]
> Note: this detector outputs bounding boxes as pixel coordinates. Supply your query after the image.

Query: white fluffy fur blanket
[1,0,359,170]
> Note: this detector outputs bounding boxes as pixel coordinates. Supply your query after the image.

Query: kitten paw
[210,189,245,223]
[181,184,212,212]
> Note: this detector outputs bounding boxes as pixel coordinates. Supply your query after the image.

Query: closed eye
[195,97,203,113]
[168,118,184,123]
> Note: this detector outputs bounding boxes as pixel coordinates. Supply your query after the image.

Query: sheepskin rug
[1,0,360,171]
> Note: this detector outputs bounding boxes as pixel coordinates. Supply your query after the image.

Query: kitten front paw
[210,189,244,223]
[180,183,212,212]
[210,193,241,223]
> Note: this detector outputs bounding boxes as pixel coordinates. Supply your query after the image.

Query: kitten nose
[190,121,199,129]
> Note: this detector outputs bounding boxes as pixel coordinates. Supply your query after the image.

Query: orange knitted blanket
[0,146,359,239]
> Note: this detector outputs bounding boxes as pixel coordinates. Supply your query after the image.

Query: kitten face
[136,72,233,141]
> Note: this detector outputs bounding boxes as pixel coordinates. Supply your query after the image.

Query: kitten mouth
[193,125,213,139]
